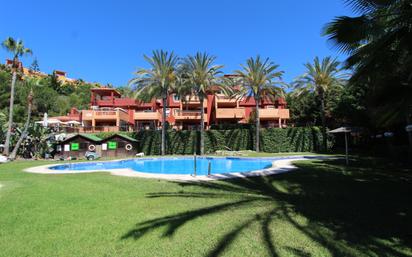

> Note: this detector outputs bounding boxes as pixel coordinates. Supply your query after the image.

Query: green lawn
[0,157,411,257]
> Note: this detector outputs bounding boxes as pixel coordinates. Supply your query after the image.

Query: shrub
[91,127,329,155]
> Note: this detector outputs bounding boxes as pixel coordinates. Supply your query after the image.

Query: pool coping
[23,156,333,181]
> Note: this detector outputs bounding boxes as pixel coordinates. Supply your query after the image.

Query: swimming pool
[49,157,279,175]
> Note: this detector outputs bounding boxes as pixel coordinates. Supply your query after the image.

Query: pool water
[50,157,277,175]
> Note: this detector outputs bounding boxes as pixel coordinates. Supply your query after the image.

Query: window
[173,94,180,102]
[71,143,79,151]
[108,141,117,150]
[79,142,88,149]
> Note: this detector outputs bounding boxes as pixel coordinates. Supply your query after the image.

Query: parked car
[85,151,100,161]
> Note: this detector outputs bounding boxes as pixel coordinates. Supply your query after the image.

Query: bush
[209,123,254,130]
[93,127,330,155]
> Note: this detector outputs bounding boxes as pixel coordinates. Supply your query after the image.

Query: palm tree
[1,37,32,156]
[323,0,412,159]
[129,50,178,155]
[9,85,35,160]
[234,56,285,152]
[180,52,226,155]
[293,57,347,151]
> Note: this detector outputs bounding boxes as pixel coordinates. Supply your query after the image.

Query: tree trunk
[10,93,33,160]
[200,96,205,155]
[320,94,327,152]
[255,97,260,152]
[3,71,17,156]
[407,110,412,163]
[161,97,167,155]
[408,131,412,163]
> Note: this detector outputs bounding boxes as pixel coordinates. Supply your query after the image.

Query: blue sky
[0,0,352,86]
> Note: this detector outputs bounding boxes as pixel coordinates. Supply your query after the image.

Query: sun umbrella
[328,127,352,165]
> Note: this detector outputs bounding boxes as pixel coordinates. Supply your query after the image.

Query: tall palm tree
[293,56,347,151]
[180,52,226,155]
[1,37,32,156]
[129,50,178,155]
[234,56,285,152]
[9,86,35,160]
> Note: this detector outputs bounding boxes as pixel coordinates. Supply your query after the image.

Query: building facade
[50,87,290,133]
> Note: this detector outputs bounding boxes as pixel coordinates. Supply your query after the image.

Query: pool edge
[23,156,334,181]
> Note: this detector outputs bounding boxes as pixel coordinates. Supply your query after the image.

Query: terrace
[95,98,138,107]
[215,108,245,119]
[82,108,129,122]
[181,95,208,107]
[259,108,290,120]
[134,110,160,121]
[173,109,208,121]
[215,94,238,106]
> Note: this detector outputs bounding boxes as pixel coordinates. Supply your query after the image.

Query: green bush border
[94,126,331,155]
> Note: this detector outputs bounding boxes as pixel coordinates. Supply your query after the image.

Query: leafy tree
[293,57,347,151]
[286,92,320,126]
[234,56,285,152]
[117,85,135,98]
[0,70,11,112]
[1,37,32,155]
[180,52,227,155]
[46,73,62,93]
[31,84,60,116]
[332,82,368,127]
[129,50,179,155]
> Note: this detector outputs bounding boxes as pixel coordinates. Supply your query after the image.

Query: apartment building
[49,87,289,132]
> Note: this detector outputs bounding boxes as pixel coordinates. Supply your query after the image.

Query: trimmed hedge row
[95,126,329,155]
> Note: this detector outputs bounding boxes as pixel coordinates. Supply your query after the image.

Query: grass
[0,156,411,257]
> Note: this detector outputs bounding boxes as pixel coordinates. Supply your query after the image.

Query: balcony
[134,111,160,120]
[78,126,129,133]
[81,109,129,121]
[259,108,290,120]
[95,98,138,107]
[173,110,208,121]
[216,108,245,119]
[216,95,238,105]
[278,109,290,119]
[182,96,208,107]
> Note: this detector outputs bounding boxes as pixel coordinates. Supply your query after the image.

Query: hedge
[94,126,329,155]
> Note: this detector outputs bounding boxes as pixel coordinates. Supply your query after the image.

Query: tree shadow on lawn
[122,159,412,257]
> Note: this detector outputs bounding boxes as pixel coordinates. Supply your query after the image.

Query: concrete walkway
[24,156,331,181]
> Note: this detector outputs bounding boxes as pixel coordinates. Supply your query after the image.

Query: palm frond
[128,50,178,100]
[234,55,285,101]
